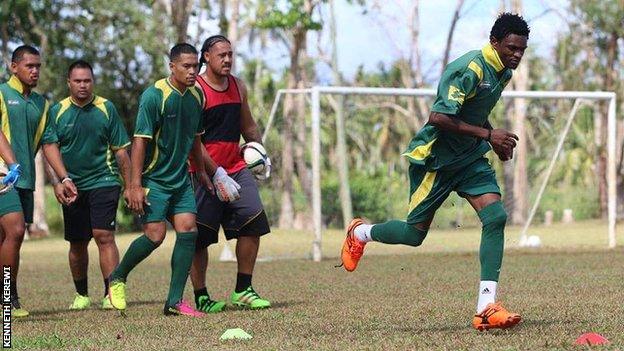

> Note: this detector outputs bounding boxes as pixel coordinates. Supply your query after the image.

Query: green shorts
[407,157,500,224]
[142,185,197,224]
[0,188,23,218]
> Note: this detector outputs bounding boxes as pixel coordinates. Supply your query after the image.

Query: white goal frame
[265,86,618,261]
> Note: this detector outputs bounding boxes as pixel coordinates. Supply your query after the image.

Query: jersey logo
[7,100,19,105]
[448,85,465,104]
[478,81,491,89]
[166,114,176,119]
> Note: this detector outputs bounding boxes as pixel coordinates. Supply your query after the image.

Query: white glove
[212,167,241,202]
[254,156,272,180]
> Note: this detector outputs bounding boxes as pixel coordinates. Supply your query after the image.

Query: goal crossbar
[265,86,617,261]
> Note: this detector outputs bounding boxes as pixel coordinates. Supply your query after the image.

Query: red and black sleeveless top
[190,75,246,174]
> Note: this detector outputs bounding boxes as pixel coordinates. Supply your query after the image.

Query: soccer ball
[241,142,268,175]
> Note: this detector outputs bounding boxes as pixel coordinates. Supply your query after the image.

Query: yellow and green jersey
[403,43,513,171]
[134,78,204,191]
[49,95,130,190]
[0,75,57,190]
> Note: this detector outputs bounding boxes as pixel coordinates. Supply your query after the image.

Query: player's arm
[42,143,78,204]
[0,130,16,165]
[0,130,21,187]
[190,136,213,191]
[237,77,272,179]
[126,137,148,215]
[115,148,131,187]
[238,78,262,143]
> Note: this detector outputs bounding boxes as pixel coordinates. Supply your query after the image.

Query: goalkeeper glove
[212,167,241,202]
[2,163,21,186]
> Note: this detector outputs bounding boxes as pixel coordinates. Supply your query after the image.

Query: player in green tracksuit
[108,43,212,316]
[340,13,530,331]
[0,45,76,317]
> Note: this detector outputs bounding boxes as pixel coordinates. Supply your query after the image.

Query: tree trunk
[503,101,515,219]
[329,0,353,227]
[29,153,49,238]
[441,0,465,70]
[509,0,528,225]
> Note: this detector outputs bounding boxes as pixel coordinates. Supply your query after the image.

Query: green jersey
[403,44,513,171]
[49,95,130,190]
[134,78,204,191]
[0,75,57,190]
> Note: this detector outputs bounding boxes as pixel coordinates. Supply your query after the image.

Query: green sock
[370,220,427,247]
[478,201,507,281]
[166,232,198,307]
[110,234,158,282]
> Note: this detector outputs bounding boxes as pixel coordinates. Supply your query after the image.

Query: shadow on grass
[24,300,162,318]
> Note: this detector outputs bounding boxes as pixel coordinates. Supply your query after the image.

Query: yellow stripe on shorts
[408,171,437,213]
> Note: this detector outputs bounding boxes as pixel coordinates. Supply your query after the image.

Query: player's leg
[189,176,226,313]
[455,157,520,330]
[68,241,91,309]
[88,186,121,309]
[108,188,168,311]
[163,185,203,317]
[226,169,271,309]
[63,190,93,310]
[341,163,452,271]
[0,191,27,317]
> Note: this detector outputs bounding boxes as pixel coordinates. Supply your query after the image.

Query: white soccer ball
[241,142,268,175]
[526,235,542,248]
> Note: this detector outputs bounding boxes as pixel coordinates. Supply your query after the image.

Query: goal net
[262,86,617,262]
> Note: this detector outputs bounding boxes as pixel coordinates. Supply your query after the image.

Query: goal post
[265,86,618,261]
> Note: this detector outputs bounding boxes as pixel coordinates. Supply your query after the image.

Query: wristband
[61,177,73,184]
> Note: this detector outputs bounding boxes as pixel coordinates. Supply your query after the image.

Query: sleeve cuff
[134,134,153,139]
[111,142,131,151]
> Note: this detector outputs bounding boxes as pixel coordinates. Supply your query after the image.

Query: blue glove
[2,163,21,186]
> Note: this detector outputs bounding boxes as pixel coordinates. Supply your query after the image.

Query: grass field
[9,220,624,350]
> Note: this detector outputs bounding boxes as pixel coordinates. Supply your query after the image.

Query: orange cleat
[340,218,367,272]
[472,302,521,331]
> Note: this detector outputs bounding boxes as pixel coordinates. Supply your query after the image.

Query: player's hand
[53,183,71,205]
[2,163,21,187]
[125,184,149,215]
[197,170,214,193]
[254,156,272,180]
[489,129,518,151]
[61,178,78,205]
[212,167,241,202]
[493,144,513,161]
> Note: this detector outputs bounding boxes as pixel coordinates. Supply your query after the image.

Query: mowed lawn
[10,220,624,350]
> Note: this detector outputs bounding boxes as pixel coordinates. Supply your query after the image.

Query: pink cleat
[164,299,206,317]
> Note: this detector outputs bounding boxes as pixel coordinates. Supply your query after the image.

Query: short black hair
[490,13,530,41]
[199,35,231,70]
[169,43,198,61]
[67,60,94,78]
[12,45,40,63]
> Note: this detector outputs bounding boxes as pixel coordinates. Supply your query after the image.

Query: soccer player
[108,43,213,317]
[47,60,131,310]
[0,45,77,317]
[188,34,272,312]
[340,13,529,331]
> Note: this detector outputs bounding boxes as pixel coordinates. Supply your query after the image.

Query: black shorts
[63,186,120,242]
[16,188,33,224]
[192,168,270,249]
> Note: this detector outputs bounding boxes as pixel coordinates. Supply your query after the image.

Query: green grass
[9,220,624,350]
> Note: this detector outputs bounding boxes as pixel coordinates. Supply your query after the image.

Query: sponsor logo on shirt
[166,114,176,118]
[7,100,19,105]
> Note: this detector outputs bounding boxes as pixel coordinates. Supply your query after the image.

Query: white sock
[476,281,497,313]
[353,224,373,243]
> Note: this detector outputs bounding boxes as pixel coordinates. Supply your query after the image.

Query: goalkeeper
[340,13,529,331]
[187,34,271,313]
